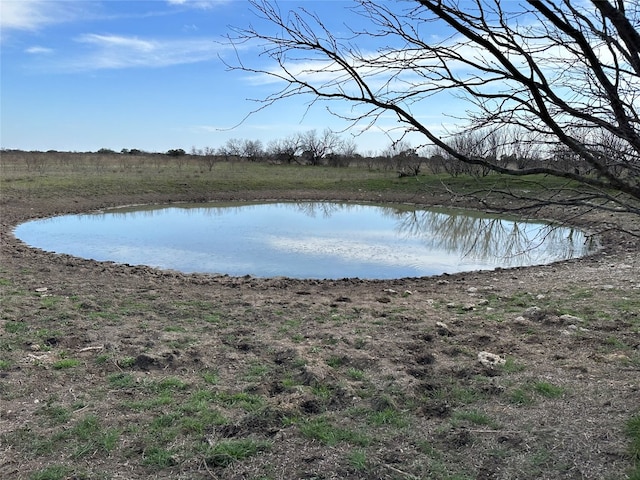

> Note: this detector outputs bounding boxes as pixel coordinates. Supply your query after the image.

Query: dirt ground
[1,189,639,479]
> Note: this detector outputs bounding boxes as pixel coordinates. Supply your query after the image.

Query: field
[1,152,639,479]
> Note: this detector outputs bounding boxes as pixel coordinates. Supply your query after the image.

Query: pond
[13,202,596,279]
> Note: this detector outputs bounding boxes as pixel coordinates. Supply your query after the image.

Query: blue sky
[0,0,458,154]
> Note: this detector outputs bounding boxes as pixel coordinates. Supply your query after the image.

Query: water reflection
[14,202,595,279]
[391,208,593,265]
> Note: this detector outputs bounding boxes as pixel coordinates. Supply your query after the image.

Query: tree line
[4,122,631,180]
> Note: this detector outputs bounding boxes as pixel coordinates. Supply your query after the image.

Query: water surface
[14,202,595,279]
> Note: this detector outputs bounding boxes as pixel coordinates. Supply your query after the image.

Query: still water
[14,202,596,279]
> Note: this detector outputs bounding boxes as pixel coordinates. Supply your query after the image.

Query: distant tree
[120,148,144,155]
[299,129,344,165]
[327,137,358,167]
[221,138,244,162]
[166,148,186,157]
[242,139,265,161]
[226,0,640,231]
[97,148,116,155]
[201,146,217,171]
[267,135,303,164]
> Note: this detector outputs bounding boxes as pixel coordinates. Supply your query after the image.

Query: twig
[112,358,123,372]
[79,345,104,352]
[383,464,419,479]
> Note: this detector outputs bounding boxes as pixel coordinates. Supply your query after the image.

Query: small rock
[467,287,478,293]
[477,299,489,306]
[437,280,449,285]
[478,351,506,369]
[462,304,476,311]
[559,314,584,323]
[446,302,457,309]
[512,316,529,327]
[35,287,48,293]
[604,353,630,362]
[566,324,589,332]
[522,306,545,321]
[435,322,452,336]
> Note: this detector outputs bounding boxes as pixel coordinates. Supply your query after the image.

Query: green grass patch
[4,321,28,334]
[299,417,371,446]
[509,387,535,406]
[626,414,640,463]
[148,376,189,393]
[117,356,136,368]
[213,391,265,411]
[452,410,499,428]
[533,381,565,398]
[124,394,174,411]
[204,439,272,467]
[429,384,483,406]
[326,355,345,368]
[143,446,176,468]
[501,357,526,373]
[37,404,72,425]
[348,449,369,471]
[201,369,219,385]
[108,372,136,389]
[52,358,81,369]
[243,362,270,381]
[30,465,74,480]
[508,380,565,405]
[178,390,228,433]
[367,407,409,428]
[347,367,366,381]
[43,415,120,459]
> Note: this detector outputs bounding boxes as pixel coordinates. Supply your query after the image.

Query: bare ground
[1,189,639,479]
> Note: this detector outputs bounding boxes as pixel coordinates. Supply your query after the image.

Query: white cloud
[78,34,157,53]
[167,0,229,9]
[25,45,54,54]
[67,33,223,70]
[0,0,85,31]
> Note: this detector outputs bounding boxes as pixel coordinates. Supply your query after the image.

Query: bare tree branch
[224,0,640,218]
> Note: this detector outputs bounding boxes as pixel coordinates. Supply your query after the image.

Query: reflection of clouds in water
[265,228,584,272]
[267,235,478,270]
[96,244,257,274]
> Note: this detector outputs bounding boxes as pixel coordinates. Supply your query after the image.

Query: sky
[0,0,461,154]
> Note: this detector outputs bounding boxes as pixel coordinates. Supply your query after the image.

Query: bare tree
[299,129,344,165]
[226,0,640,226]
[242,139,265,162]
[202,146,217,172]
[267,135,303,164]
[221,138,243,160]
